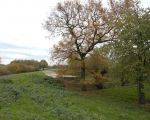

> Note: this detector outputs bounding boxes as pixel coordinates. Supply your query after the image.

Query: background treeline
[0,59,48,75]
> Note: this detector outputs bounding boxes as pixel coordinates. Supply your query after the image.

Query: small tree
[45,0,116,79]
[86,48,109,88]
[40,60,48,70]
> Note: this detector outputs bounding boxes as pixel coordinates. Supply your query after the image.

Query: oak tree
[45,0,116,79]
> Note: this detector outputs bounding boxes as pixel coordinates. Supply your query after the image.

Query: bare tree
[45,0,116,79]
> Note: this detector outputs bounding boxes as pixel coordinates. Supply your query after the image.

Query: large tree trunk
[80,59,87,91]
[136,64,145,104]
[137,79,145,104]
[81,59,85,80]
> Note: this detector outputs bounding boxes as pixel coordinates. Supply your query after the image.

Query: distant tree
[10,59,41,71]
[7,63,28,73]
[45,0,117,79]
[40,60,48,70]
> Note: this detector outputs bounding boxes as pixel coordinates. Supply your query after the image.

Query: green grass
[0,71,150,120]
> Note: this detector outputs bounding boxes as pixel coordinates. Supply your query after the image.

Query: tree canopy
[45,0,117,79]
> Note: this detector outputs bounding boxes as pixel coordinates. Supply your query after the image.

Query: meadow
[0,71,150,120]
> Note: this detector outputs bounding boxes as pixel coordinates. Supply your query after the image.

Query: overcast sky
[0,0,149,65]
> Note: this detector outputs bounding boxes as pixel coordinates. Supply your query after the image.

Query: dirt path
[43,70,78,79]
[43,70,58,78]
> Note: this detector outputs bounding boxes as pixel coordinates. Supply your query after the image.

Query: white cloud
[0,0,61,64]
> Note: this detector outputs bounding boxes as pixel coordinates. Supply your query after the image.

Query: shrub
[7,63,28,73]
[0,59,42,75]
[0,66,10,75]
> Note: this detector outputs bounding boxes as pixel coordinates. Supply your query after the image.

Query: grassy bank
[0,71,150,120]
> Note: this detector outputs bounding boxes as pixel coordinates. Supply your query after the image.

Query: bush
[0,59,42,75]
[7,63,28,73]
[0,66,10,75]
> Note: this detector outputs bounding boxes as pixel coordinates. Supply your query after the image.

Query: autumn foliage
[0,59,48,75]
